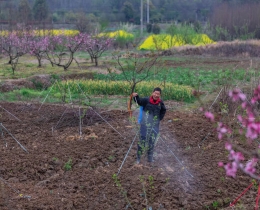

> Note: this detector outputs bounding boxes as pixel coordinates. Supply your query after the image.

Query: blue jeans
[137,124,159,162]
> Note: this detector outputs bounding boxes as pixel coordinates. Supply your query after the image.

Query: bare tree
[75,12,94,33]
[112,51,161,116]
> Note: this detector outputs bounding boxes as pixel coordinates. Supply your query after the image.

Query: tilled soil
[0,102,258,210]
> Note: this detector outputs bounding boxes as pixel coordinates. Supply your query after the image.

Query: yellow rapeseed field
[34,29,79,36]
[98,30,134,39]
[54,80,194,101]
[139,34,215,50]
[0,29,79,36]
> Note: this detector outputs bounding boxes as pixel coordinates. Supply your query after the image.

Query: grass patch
[0,55,96,80]
[0,87,128,109]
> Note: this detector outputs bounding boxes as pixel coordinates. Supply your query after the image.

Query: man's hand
[132,93,138,97]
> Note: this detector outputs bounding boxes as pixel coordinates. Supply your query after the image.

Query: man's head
[152,87,161,100]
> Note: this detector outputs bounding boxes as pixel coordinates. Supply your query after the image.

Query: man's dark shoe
[148,157,154,163]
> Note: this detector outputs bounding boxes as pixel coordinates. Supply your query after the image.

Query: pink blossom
[241,102,252,113]
[239,129,243,135]
[224,162,237,178]
[251,85,260,104]
[215,85,260,179]
[248,112,255,122]
[225,142,232,150]
[244,158,258,174]
[229,150,244,162]
[237,115,243,123]
[205,111,214,122]
[218,162,224,167]
[245,122,259,140]
[229,89,246,102]
[217,122,228,140]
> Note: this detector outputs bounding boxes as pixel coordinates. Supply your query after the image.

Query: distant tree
[0,29,30,74]
[33,0,49,22]
[45,34,88,71]
[83,36,112,66]
[18,0,32,24]
[65,11,77,23]
[75,12,94,33]
[146,23,153,33]
[211,2,260,40]
[122,1,134,22]
[110,0,124,10]
[152,24,161,34]
[28,34,51,67]
[6,1,17,30]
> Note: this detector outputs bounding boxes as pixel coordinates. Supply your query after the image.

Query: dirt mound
[0,102,257,209]
[28,74,53,89]
[0,75,53,92]
[162,40,260,57]
[0,74,53,92]
[60,72,94,80]
[0,79,34,92]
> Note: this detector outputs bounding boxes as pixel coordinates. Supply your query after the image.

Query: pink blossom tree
[204,87,260,180]
[27,33,51,67]
[83,36,112,66]
[0,30,29,74]
[45,33,90,71]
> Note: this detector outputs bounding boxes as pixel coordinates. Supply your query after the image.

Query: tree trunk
[131,83,136,95]
[37,57,42,67]
[64,53,74,70]
[94,57,98,66]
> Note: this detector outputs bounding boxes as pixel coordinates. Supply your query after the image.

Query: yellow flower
[98,30,134,39]
[139,34,215,50]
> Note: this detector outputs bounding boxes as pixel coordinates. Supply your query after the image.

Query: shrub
[152,24,161,34]
[146,23,153,33]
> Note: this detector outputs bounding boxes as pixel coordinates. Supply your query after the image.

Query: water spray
[0,123,28,153]
[198,132,211,148]
[77,82,125,139]
[0,124,7,147]
[79,106,82,139]
[38,80,57,111]
[53,106,69,131]
[67,82,72,103]
[0,105,21,122]
[153,129,194,178]
[117,130,139,176]
[209,87,223,110]
[90,107,125,139]
[0,177,31,200]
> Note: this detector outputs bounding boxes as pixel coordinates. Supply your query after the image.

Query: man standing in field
[132,87,166,163]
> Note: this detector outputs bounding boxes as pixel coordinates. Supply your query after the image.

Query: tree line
[1,0,260,23]
[1,0,260,39]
